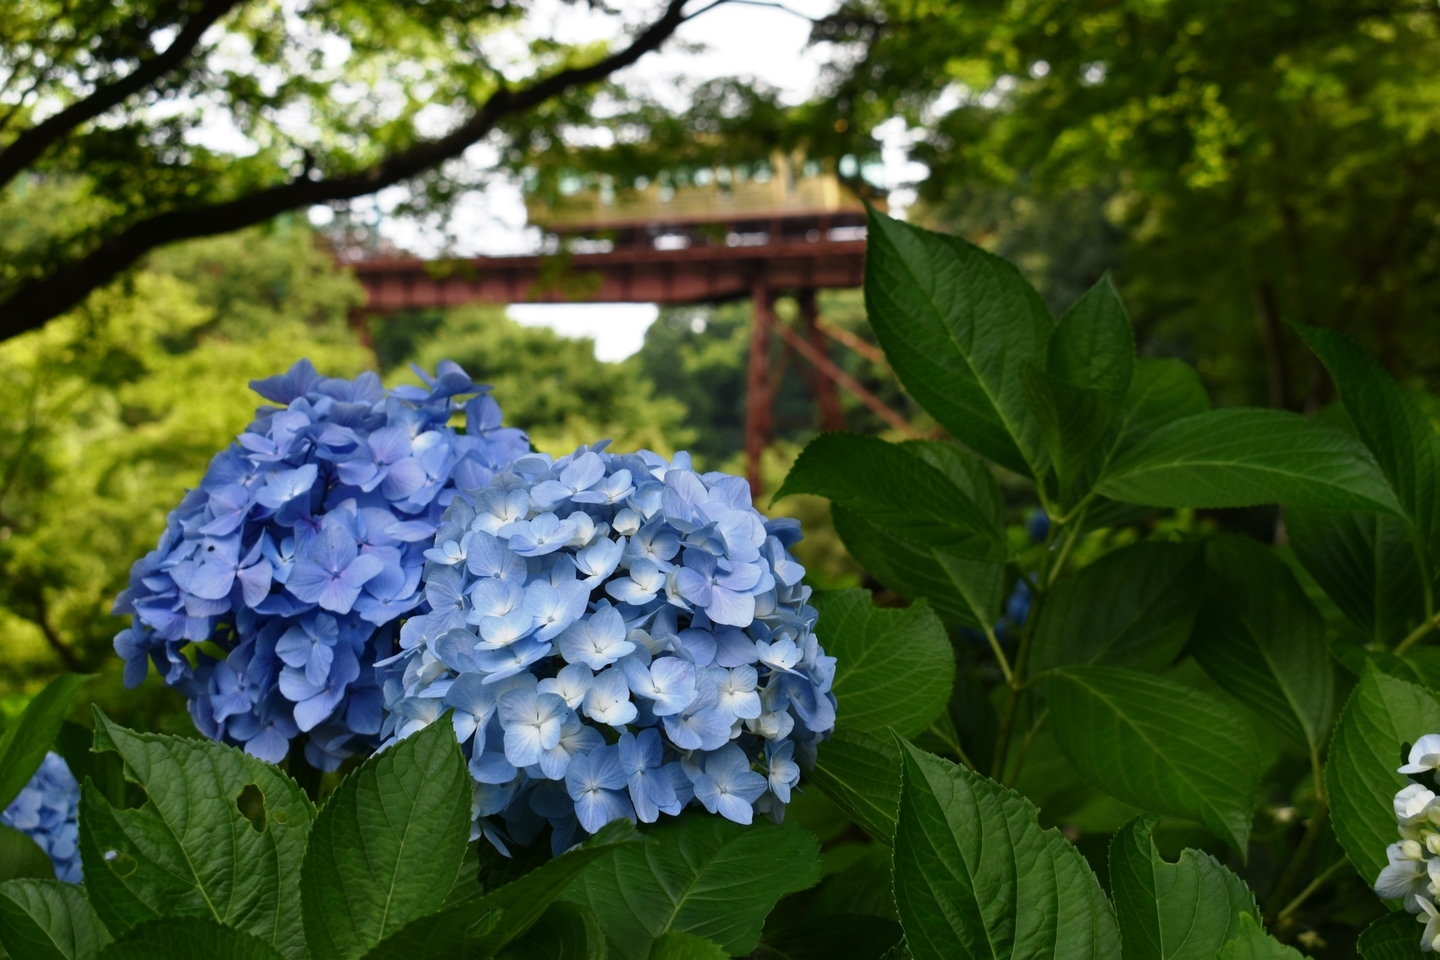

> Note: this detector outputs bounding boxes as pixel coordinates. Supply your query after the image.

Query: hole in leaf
[104,850,138,877]
[272,810,289,825]
[237,784,267,833]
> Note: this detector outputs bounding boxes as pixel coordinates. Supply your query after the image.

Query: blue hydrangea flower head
[1025,508,1050,544]
[382,444,835,854]
[2,752,82,882]
[112,359,530,770]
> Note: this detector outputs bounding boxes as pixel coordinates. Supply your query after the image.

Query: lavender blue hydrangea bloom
[381,444,835,855]
[112,360,530,770]
[2,752,82,882]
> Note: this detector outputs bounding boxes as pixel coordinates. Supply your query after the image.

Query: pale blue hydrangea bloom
[2,752,81,882]
[112,360,529,770]
[382,444,835,854]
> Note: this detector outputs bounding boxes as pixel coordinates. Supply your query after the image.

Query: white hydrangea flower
[1403,735,1440,776]
[1397,783,1439,827]
[1377,731,1440,953]
[1378,841,1434,912]
[1421,898,1440,953]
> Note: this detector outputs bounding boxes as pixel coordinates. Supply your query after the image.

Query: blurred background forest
[3,0,1439,745]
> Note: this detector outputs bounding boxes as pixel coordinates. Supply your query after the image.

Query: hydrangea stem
[1275,853,1344,925]
[982,623,1015,687]
[1395,611,1440,655]
[1045,505,1089,590]
[925,720,977,773]
[1004,707,1049,788]
[991,513,1059,779]
[1264,799,1331,924]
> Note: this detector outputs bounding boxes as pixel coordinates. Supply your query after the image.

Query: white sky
[330,0,921,361]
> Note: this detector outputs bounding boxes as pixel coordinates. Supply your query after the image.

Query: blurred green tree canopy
[816,0,1440,408]
[534,0,1440,408]
[0,0,696,335]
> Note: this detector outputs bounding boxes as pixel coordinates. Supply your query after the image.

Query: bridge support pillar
[745,282,774,500]
[800,289,846,432]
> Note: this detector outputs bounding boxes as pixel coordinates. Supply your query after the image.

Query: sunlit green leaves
[891,740,1120,960]
[564,814,822,960]
[1107,816,1256,960]
[1029,541,1205,673]
[301,718,471,960]
[1096,409,1401,514]
[0,675,91,811]
[1047,667,1261,850]
[1190,537,1334,756]
[864,209,1053,477]
[1327,664,1440,888]
[0,879,112,960]
[79,712,315,959]
[814,590,954,737]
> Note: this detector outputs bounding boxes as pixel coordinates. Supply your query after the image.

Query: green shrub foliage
[7,208,1436,957]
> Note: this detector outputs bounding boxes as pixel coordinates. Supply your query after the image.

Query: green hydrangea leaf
[863,207,1054,477]
[0,879,112,960]
[1029,540,1205,674]
[0,676,92,812]
[1108,815,1257,960]
[301,717,471,960]
[1357,911,1426,960]
[814,589,954,737]
[805,727,901,844]
[1095,409,1401,514]
[891,739,1120,959]
[78,712,313,959]
[94,917,283,960]
[0,826,55,883]
[1327,664,1440,892]
[1046,667,1261,851]
[564,814,821,960]
[1216,915,1309,960]
[1190,536,1334,755]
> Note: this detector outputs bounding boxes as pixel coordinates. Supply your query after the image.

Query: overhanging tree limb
[0,0,693,339]
[0,0,246,190]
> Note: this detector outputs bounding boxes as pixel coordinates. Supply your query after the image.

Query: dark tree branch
[0,0,695,339]
[0,0,246,190]
[28,589,84,672]
[680,0,814,24]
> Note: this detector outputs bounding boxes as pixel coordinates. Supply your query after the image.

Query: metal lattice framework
[353,193,919,494]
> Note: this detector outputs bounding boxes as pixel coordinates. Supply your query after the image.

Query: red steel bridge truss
[350,211,918,495]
